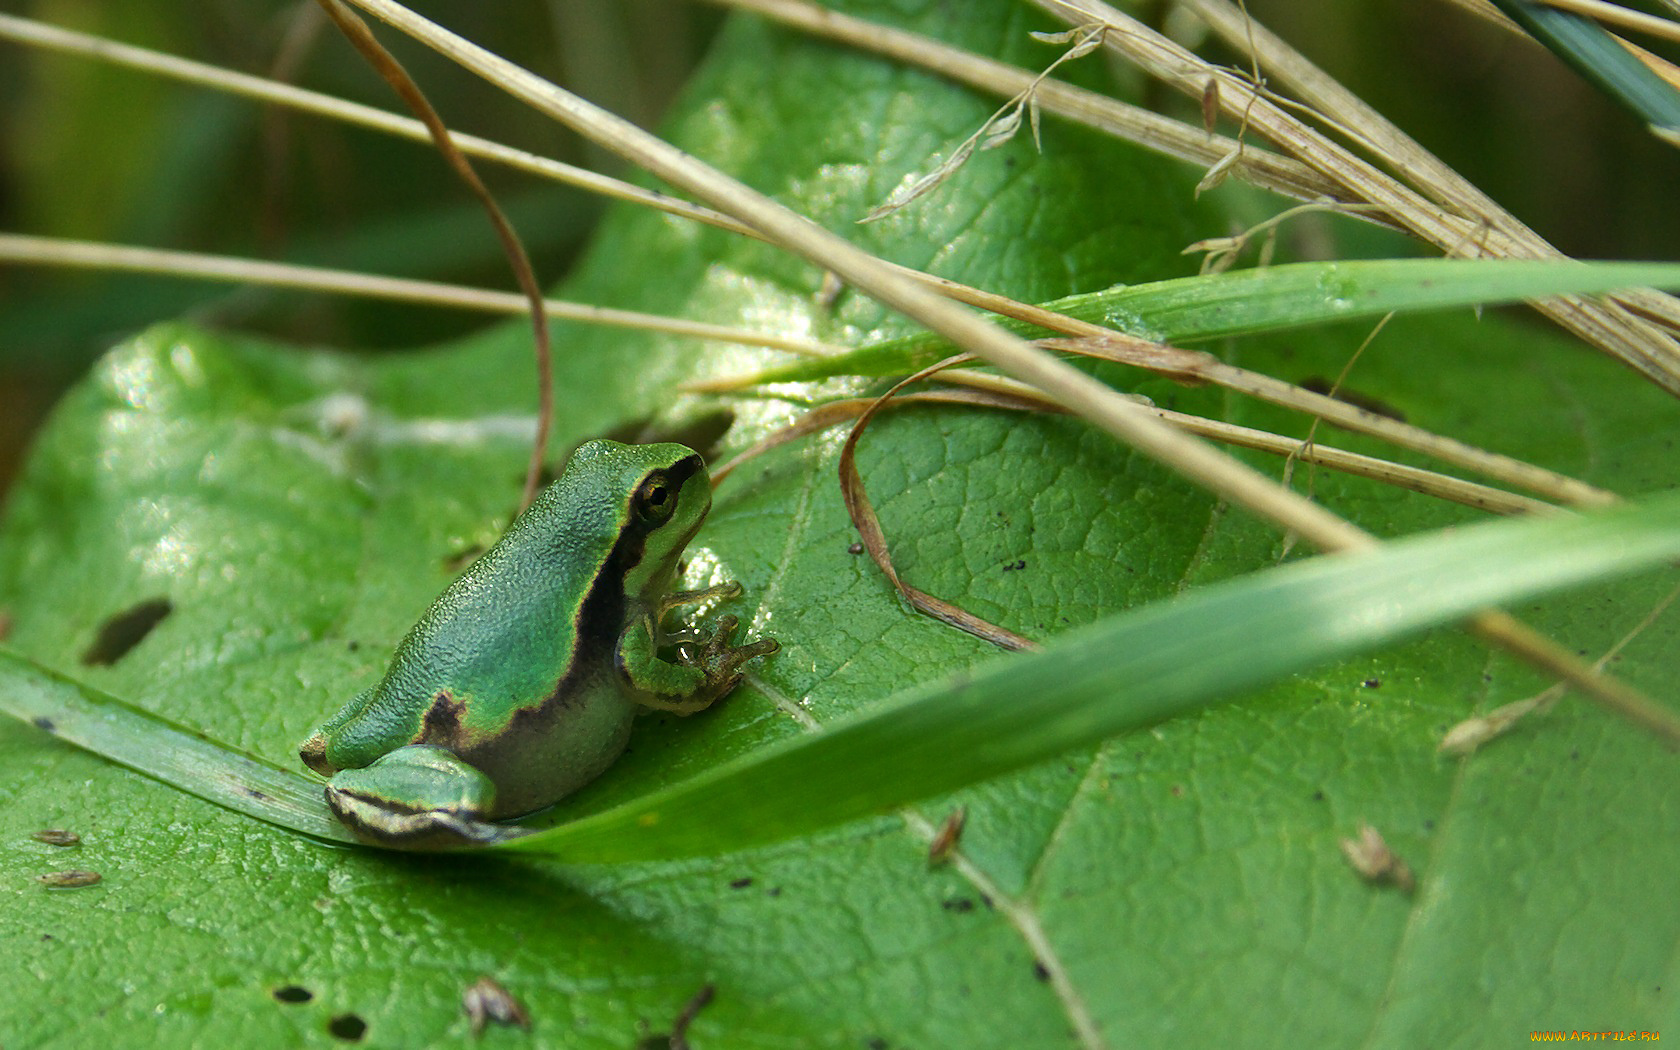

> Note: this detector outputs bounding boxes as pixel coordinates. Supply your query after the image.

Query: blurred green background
[0,0,1676,497]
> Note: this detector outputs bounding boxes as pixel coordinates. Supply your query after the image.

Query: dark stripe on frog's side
[417,455,705,777]
[421,689,464,739]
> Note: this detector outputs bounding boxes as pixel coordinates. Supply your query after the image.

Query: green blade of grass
[8,489,1679,857]
[0,648,356,844]
[1490,0,1680,135]
[747,258,1680,386]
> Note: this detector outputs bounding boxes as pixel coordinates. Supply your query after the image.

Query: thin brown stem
[314,0,553,510]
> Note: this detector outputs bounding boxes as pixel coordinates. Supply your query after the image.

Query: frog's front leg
[619,608,779,715]
[323,745,524,850]
[658,580,743,617]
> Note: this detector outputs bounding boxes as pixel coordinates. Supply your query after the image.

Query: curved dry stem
[835,357,1038,651]
[720,378,1557,516]
[312,0,555,510]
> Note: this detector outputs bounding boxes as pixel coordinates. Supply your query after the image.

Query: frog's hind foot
[321,744,525,851]
[327,792,527,851]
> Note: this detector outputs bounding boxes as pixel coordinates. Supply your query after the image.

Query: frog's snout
[299,733,337,776]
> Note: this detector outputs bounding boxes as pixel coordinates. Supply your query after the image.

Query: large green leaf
[1,3,1676,1048]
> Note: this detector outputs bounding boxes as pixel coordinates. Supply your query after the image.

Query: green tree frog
[299,440,778,850]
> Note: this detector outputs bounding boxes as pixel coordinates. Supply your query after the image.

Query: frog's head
[566,439,712,600]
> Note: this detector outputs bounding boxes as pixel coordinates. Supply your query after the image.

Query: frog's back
[348,462,636,757]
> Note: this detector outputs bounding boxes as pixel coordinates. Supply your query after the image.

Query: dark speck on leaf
[33,717,55,733]
[847,542,864,555]
[1032,960,1051,982]
[347,640,360,652]
[1003,559,1026,571]
[942,898,975,913]
[327,1013,367,1041]
[1362,678,1381,688]
[1313,790,1326,802]
[869,1039,889,1050]
[729,877,754,889]
[81,597,173,666]
[273,985,314,1004]
[768,886,782,897]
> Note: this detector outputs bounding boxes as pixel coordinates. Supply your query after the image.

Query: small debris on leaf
[38,869,101,889]
[1339,823,1415,893]
[463,976,530,1037]
[927,806,967,866]
[1440,694,1549,755]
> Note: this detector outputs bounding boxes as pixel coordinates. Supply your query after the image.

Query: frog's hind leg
[299,687,377,775]
[323,744,522,851]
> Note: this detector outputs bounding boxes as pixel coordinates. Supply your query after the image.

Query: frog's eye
[633,475,677,525]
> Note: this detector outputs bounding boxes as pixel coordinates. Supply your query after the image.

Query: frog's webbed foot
[639,614,779,715]
[322,745,527,851]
